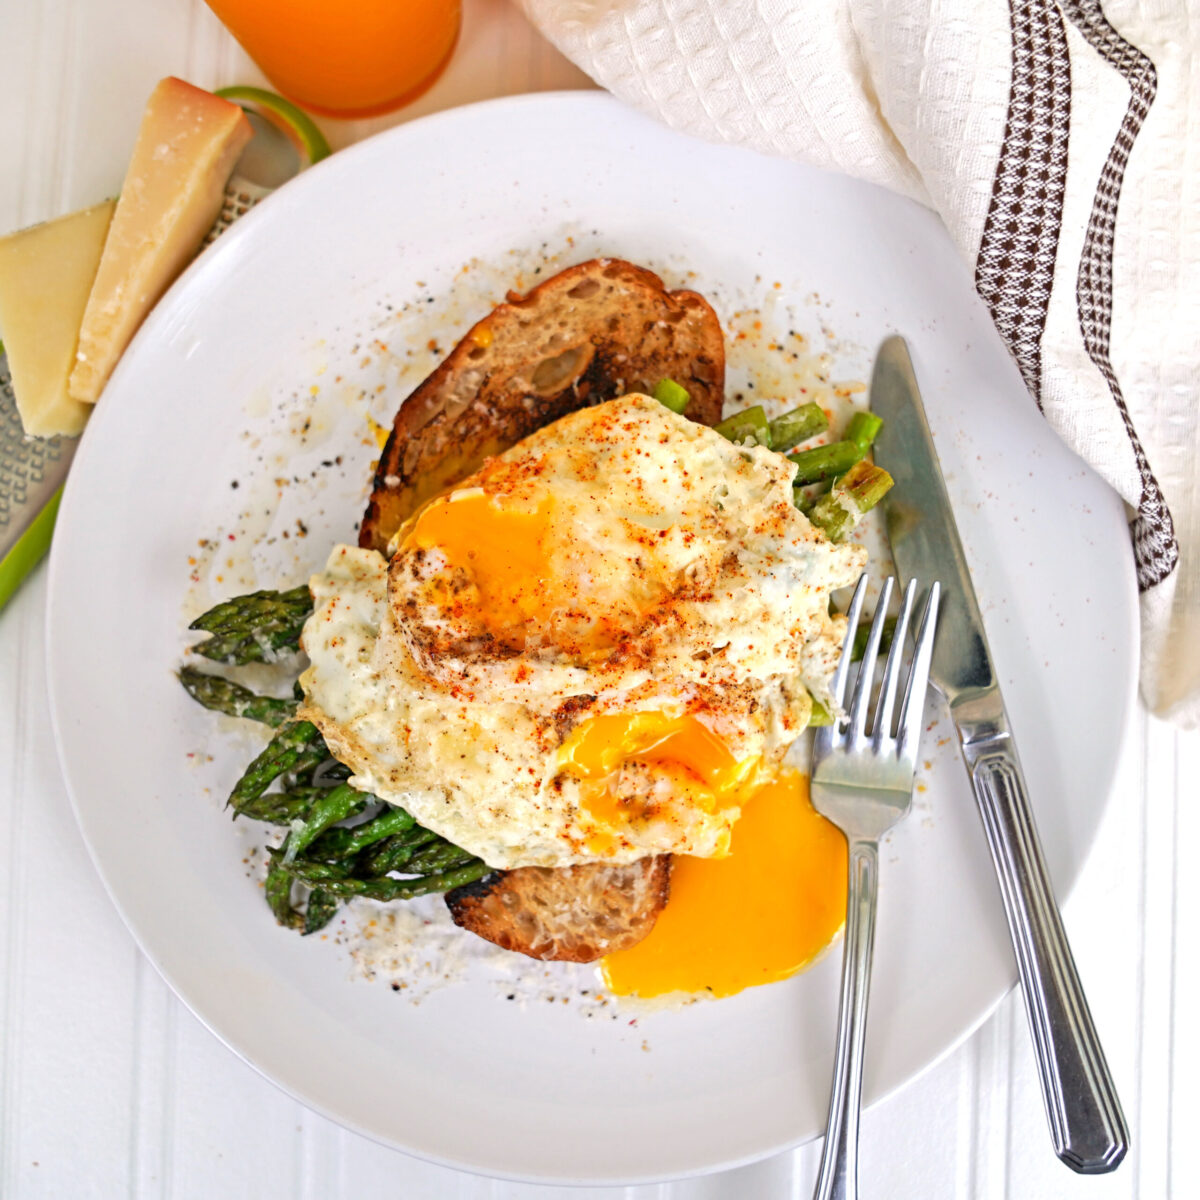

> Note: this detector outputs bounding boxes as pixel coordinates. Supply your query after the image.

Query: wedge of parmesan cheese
[0,201,115,437]
[68,77,252,405]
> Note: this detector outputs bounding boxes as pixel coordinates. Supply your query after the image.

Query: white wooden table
[1,2,1193,1196]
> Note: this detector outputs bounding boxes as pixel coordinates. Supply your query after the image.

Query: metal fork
[811,574,941,1200]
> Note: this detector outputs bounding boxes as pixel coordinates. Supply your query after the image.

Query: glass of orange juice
[205,0,461,119]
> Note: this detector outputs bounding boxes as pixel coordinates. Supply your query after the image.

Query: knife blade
[871,335,1128,1175]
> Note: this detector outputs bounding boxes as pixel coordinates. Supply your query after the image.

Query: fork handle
[814,838,879,1200]
[964,736,1128,1173]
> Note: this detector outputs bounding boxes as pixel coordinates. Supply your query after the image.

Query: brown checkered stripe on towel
[1060,0,1179,590]
[974,0,1071,407]
[976,0,1179,593]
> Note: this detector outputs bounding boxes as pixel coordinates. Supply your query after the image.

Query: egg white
[299,395,865,869]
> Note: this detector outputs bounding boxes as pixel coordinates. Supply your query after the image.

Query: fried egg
[299,394,865,875]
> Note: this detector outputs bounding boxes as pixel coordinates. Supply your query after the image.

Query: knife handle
[963,736,1128,1173]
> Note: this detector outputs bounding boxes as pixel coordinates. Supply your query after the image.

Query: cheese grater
[0,108,297,612]
[0,352,73,609]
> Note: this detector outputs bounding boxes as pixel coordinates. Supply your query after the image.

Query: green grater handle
[0,482,62,610]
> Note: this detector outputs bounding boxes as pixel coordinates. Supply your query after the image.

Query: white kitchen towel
[520,0,1200,727]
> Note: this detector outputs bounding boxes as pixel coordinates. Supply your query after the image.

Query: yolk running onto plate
[601,770,847,998]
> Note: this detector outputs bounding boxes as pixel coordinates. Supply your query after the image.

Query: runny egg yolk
[406,489,556,649]
[557,711,758,854]
[601,770,848,999]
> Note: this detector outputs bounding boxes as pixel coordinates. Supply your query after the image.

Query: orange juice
[206,0,461,118]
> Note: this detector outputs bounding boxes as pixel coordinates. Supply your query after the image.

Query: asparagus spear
[235,785,324,826]
[190,584,312,635]
[191,623,308,666]
[279,851,489,897]
[179,666,299,728]
[807,461,894,541]
[265,864,304,930]
[271,840,460,881]
[283,823,464,881]
[266,863,340,933]
[260,791,477,929]
[303,805,416,862]
[189,584,313,665]
[714,405,771,447]
[228,721,329,812]
[303,758,352,788]
[653,378,690,414]
[355,827,443,877]
[787,440,864,485]
[400,841,481,876]
[272,856,355,884]
[283,783,369,860]
[845,410,883,452]
[303,889,339,935]
[296,861,492,902]
[807,610,898,731]
[853,615,898,662]
[769,403,828,450]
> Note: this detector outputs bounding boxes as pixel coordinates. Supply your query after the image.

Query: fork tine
[897,582,941,759]
[847,577,894,743]
[829,573,869,711]
[872,578,917,740]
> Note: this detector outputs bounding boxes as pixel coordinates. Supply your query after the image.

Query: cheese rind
[0,201,115,437]
[68,77,252,405]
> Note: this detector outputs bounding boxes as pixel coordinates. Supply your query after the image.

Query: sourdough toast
[358,258,725,554]
[363,258,726,962]
[445,857,672,963]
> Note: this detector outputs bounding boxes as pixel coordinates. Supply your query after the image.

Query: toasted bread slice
[445,857,672,963]
[367,259,720,961]
[358,258,725,553]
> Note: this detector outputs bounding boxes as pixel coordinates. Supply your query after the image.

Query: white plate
[46,93,1137,1185]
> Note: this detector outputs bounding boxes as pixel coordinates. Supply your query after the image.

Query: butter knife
[871,335,1128,1174]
